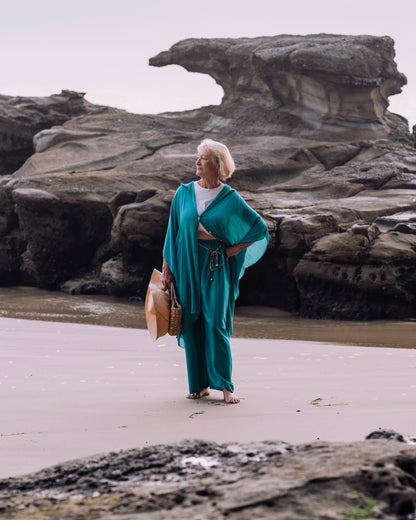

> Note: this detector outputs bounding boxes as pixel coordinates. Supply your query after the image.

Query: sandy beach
[1,316,416,479]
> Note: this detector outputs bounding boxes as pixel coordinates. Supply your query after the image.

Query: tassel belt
[198,241,225,281]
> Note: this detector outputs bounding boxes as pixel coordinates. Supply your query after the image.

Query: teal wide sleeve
[162,191,179,281]
[223,192,269,275]
[239,204,269,271]
[221,192,269,336]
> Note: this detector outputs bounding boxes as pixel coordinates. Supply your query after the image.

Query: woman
[161,139,269,404]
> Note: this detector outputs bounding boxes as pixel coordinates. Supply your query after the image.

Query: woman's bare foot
[223,389,240,404]
[186,387,210,399]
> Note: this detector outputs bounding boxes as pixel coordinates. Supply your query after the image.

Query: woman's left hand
[225,242,253,259]
[225,244,244,259]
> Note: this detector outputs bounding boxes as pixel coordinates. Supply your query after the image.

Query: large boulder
[294,225,416,319]
[1,34,416,319]
[12,188,112,288]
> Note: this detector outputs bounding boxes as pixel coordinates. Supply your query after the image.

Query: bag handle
[170,284,180,309]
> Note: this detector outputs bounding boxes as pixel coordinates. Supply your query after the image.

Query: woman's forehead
[197,146,211,156]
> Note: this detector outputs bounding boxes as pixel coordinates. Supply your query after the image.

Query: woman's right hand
[161,259,174,291]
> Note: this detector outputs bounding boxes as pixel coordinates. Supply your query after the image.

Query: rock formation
[2,435,416,519]
[1,34,416,318]
[150,35,409,141]
[0,90,89,176]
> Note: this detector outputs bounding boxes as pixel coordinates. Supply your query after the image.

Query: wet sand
[1,286,416,348]
[2,316,416,479]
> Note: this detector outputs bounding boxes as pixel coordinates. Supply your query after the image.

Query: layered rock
[294,224,416,319]
[0,90,90,176]
[150,34,409,141]
[1,34,416,318]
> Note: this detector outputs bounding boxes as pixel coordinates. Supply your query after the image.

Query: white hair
[197,138,235,181]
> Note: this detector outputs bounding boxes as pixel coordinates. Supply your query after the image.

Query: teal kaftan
[163,181,269,393]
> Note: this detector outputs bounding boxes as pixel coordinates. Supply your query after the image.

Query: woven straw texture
[168,284,182,336]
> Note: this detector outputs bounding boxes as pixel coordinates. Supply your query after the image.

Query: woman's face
[196,148,218,179]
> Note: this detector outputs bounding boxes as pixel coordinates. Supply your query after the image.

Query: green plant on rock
[342,498,379,520]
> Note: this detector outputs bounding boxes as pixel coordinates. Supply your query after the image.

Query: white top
[194,181,224,215]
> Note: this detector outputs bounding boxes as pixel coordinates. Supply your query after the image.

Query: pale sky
[2,0,416,127]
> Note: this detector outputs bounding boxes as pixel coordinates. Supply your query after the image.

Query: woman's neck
[198,178,221,189]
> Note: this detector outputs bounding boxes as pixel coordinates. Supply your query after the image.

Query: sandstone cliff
[1,34,416,319]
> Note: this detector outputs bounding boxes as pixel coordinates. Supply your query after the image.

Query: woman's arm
[161,258,175,291]
[225,242,253,259]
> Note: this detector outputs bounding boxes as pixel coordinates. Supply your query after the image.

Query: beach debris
[181,456,218,468]
[189,411,205,419]
[310,397,323,405]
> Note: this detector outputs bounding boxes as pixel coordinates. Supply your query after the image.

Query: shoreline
[0,286,416,349]
[2,317,416,478]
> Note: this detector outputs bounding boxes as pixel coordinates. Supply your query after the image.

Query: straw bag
[168,284,182,336]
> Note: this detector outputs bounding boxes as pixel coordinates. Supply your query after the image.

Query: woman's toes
[186,392,201,399]
[223,390,240,404]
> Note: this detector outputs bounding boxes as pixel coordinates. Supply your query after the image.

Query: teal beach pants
[182,240,234,394]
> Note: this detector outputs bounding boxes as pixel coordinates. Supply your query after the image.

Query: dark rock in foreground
[2,436,416,519]
[1,34,416,319]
